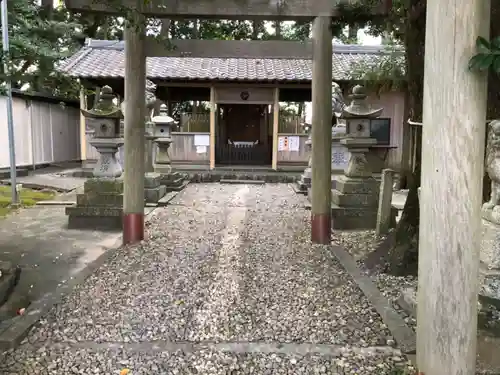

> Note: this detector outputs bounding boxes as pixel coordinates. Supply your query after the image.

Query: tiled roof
[59,39,396,83]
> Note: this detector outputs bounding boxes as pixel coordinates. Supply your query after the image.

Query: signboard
[194,134,210,146]
[331,143,349,171]
[278,136,300,152]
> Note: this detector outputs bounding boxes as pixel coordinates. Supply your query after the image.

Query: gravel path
[0,184,414,374]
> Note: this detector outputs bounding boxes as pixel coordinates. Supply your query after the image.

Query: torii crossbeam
[65,0,390,19]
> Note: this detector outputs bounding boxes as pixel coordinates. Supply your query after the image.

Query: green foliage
[469,36,500,73]
[349,45,406,94]
[0,0,83,98]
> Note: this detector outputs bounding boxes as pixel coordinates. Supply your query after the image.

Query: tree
[344,0,500,276]
[0,0,84,97]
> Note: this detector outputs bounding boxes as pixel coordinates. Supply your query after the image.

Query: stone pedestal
[330,137,396,230]
[89,138,124,178]
[295,136,312,194]
[144,172,167,203]
[66,178,124,230]
[479,216,500,305]
[154,138,173,174]
[145,133,156,173]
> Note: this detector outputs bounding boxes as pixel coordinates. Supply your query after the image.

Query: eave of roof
[59,39,402,84]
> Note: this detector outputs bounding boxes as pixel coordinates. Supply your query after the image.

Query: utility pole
[1,0,19,206]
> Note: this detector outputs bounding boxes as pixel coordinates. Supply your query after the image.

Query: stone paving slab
[0,184,415,374]
[1,175,85,192]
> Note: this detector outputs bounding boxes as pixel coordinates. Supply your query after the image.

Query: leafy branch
[348,45,406,94]
[468,36,500,73]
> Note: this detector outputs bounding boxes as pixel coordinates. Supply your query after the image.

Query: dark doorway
[216,104,272,166]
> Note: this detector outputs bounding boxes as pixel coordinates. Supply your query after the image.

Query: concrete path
[0,184,413,374]
[0,187,153,335]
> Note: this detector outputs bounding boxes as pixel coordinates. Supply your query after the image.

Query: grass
[0,185,55,217]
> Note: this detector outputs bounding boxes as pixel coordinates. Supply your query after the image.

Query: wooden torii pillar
[64,0,389,245]
[310,16,332,244]
[122,11,147,244]
[417,0,490,373]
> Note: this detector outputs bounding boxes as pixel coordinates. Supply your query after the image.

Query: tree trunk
[170,21,177,39]
[347,25,358,43]
[274,21,281,39]
[385,0,426,276]
[160,19,171,39]
[252,21,263,39]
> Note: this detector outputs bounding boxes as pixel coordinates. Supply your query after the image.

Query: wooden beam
[64,0,390,19]
[272,88,280,170]
[310,16,332,244]
[146,39,313,58]
[416,0,489,373]
[209,86,216,170]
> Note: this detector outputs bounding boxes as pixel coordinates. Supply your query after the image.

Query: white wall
[0,95,81,169]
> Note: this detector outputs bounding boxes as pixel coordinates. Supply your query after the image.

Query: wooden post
[310,16,332,244]
[272,87,280,170]
[209,86,216,170]
[79,86,87,162]
[417,0,490,373]
[123,13,146,245]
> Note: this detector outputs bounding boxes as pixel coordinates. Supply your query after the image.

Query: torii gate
[66,1,488,373]
[64,0,389,246]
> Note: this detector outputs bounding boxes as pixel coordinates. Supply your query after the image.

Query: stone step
[157,191,178,207]
[35,200,75,206]
[220,179,265,185]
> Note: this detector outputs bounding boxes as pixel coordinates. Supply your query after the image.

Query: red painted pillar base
[311,213,331,244]
[123,213,144,245]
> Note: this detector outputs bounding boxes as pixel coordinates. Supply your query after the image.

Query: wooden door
[225,104,262,142]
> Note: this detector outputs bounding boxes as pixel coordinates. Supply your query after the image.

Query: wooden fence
[180,113,210,132]
[278,114,303,134]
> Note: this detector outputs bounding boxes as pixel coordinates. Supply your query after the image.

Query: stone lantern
[83,86,124,178]
[66,86,125,230]
[341,85,382,178]
[152,104,175,174]
[330,85,396,229]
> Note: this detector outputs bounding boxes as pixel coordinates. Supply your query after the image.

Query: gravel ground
[332,229,417,332]
[0,184,416,374]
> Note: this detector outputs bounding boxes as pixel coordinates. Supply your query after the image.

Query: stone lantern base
[153,140,189,192]
[294,138,312,195]
[479,216,500,307]
[144,172,167,203]
[328,175,396,230]
[66,178,124,230]
[328,137,397,230]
